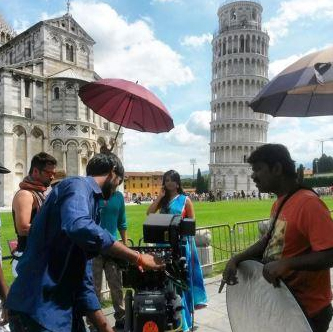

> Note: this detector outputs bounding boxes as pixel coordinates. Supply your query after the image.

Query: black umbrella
[0,164,10,174]
[250,46,333,117]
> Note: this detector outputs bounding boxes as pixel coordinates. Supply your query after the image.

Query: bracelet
[134,251,143,267]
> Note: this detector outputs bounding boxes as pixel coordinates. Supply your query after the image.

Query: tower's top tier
[217,1,263,33]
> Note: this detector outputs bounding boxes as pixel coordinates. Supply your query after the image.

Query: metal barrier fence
[196,224,233,267]
[195,218,268,269]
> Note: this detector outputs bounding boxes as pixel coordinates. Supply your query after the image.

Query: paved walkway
[105,272,333,331]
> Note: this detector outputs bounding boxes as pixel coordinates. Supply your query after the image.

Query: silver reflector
[226,260,312,332]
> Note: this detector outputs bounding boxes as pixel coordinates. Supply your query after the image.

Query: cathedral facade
[209,1,269,195]
[0,13,122,206]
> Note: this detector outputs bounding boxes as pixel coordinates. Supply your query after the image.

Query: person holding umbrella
[222,144,333,332]
[6,153,164,332]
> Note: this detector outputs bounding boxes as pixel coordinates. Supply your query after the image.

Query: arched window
[66,43,74,62]
[230,8,236,20]
[54,87,60,100]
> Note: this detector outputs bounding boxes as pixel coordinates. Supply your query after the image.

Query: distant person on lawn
[223,144,333,332]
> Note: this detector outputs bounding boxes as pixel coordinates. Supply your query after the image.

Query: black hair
[86,153,123,177]
[160,170,184,212]
[247,144,297,179]
[29,152,57,175]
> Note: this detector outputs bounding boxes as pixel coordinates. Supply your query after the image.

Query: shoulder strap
[267,187,299,240]
[267,185,318,241]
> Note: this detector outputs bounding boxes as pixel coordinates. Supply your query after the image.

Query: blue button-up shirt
[6,176,116,332]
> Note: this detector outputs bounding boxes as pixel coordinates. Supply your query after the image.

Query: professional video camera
[122,214,195,332]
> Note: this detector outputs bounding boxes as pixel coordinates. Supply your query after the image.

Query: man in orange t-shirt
[223,144,333,332]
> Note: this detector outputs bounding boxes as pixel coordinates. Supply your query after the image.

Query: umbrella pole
[110,94,133,152]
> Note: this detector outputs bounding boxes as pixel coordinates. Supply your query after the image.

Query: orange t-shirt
[263,189,333,317]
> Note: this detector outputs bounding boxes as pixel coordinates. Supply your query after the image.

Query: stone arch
[256,36,261,53]
[251,58,256,75]
[227,59,232,75]
[51,139,64,169]
[222,38,226,55]
[251,35,256,53]
[245,79,250,95]
[216,103,220,120]
[226,102,231,119]
[227,80,231,96]
[238,101,244,118]
[97,137,106,152]
[221,103,225,118]
[13,125,27,176]
[233,35,238,53]
[30,127,44,157]
[240,35,244,53]
[227,36,232,54]
[66,140,79,176]
[245,58,250,75]
[222,81,226,96]
[232,101,237,118]
[239,58,245,75]
[261,40,265,55]
[245,35,250,52]
[53,86,60,100]
[63,37,77,63]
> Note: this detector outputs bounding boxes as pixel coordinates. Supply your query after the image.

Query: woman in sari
[147,170,207,331]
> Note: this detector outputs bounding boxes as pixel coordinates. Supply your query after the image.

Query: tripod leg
[124,289,133,332]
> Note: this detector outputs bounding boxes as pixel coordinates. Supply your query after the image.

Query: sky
[2,0,333,175]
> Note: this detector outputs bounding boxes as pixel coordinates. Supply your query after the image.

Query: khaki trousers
[92,255,125,321]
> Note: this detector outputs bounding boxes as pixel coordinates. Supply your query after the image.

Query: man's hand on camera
[137,252,165,271]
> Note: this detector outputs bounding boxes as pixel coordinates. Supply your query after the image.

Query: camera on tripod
[122,214,195,332]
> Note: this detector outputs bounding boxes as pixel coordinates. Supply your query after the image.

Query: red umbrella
[79,79,174,149]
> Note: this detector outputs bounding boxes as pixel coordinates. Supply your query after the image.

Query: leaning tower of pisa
[209,0,269,195]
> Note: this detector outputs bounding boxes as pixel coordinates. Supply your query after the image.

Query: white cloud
[70,1,194,90]
[268,45,333,78]
[181,33,212,48]
[123,111,210,173]
[185,110,210,136]
[264,0,333,45]
[165,110,210,146]
[268,117,333,166]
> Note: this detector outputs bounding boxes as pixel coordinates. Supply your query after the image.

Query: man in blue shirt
[92,166,127,330]
[6,153,163,332]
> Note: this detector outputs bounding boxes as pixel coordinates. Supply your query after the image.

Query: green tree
[297,164,304,184]
[196,168,206,194]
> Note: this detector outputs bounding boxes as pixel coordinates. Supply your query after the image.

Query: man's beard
[101,175,116,200]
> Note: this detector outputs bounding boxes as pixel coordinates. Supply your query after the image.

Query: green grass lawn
[1,196,333,284]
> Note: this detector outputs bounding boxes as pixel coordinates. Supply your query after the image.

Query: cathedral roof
[48,67,95,83]
[0,13,94,51]
[43,14,95,44]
